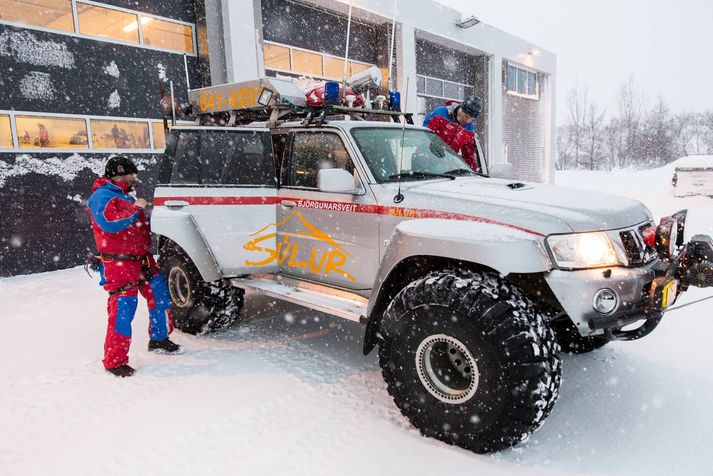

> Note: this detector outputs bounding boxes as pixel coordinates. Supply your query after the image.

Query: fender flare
[362,218,553,354]
[151,206,222,282]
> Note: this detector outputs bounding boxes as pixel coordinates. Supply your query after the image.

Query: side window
[219,132,275,185]
[168,130,275,185]
[288,132,354,189]
[170,131,200,183]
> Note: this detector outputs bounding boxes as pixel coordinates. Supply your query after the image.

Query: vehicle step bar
[231,276,367,323]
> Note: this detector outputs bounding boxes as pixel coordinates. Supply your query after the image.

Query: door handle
[281,200,297,209]
[164,200,189,208]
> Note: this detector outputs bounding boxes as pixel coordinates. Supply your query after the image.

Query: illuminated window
[152,122,167,150]
[76,3,139,44]
[15,116,88,149]
[292,50,322,77]
[0,0,74,32]
[324,56,348,80]
[142,17,194,54]
[0,114,13,148]
[349,62,370,76]
[91,119,150,150]
[264,43,290,71]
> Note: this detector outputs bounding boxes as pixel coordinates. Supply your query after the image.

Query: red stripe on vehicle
[153,195,543,237]
[153,196,280,206]
[284,198,545,237]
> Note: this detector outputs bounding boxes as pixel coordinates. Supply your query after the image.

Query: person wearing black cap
[86,156,183,378]
[423,95,482,171]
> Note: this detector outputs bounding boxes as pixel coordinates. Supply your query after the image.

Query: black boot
[148,338,184,354]
[106,364,135,378]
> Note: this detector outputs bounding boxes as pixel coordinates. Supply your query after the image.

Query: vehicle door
[152,127,278,277]
[276,129,380,290]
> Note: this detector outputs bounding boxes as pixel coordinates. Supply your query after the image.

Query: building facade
[0,0,555,276]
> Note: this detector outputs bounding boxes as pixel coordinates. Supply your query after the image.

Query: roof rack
[188,77,413,128]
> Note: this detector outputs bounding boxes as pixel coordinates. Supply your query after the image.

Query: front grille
[619,222,656,266]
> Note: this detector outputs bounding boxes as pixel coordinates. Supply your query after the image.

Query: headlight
[546,232,620,269]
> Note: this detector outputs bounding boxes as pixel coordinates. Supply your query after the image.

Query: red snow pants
[100,255,174,369]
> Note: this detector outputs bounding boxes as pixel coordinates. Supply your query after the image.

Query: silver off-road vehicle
[152,78,713,453]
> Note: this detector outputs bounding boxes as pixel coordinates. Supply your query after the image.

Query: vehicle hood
[397,177,652,235]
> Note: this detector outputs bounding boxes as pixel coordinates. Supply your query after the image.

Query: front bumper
[544,261,663,337]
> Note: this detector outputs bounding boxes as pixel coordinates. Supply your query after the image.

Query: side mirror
[489,163,514,180]
[318,168,357,194]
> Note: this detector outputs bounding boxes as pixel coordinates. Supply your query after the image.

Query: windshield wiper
[387,171,456,182]
[444,168,488,178]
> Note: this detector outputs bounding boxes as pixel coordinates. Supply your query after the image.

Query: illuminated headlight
[546,232,620,269]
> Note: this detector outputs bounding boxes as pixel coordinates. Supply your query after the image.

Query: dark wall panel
[261,0,387,66]
[415,38,477,85]
[99,0,196,23]
[0,24,203,118]
[0,152,162,277]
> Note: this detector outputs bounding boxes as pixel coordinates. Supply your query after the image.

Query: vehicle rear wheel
[550,316,610,354]
[159,250,244,335]
[377,269,561,454]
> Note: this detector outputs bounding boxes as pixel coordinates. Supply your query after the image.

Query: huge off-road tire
[378,269,561,454]
[550,316,610,354]
[158,251,244,335]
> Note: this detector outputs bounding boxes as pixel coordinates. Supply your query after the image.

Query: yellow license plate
[661,280,678,308]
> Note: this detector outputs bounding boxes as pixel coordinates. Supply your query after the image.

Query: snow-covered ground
[2,164,713,476]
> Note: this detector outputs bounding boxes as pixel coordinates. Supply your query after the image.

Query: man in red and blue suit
[87,156,182,377]
[423,95,482,172]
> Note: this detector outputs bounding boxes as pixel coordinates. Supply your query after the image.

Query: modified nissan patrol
[151,76,713,453]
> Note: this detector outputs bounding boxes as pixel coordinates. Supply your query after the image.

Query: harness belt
[99,253,158,296]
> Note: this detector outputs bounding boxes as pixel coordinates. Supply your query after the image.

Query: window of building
[324,56,347,80]
[263,42,383,85]
[506,64,538,99]
[76,2,139,44]
[0,0,74,32]
[292,49,323,77]
[418,75,473,102]
[152,122,167,150]
[0,114,13,148]
[91,119,150,150]
[142,17,193,54]
[15,115,88,149]
[264,43,291,71]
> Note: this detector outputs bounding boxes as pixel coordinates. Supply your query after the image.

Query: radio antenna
[387,0,397,92]
[342,0,354,99]
[394,77,409,204]
[183,54,191,92]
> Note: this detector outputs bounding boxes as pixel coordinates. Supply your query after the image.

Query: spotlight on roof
[528,49,542,56]
[456,15,480,29]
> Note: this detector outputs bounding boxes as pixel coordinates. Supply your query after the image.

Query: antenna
[394,77,409,204]
[342,0,354,99]
[169,80,177,127]
[183,54,191,92]
[387,0,398,92]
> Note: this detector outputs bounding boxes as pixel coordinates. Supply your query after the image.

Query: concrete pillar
[396,22,418,117]
[543,72,556,184]
[488,55,504,165]
[221,0,264,84]
[204,0,227,85]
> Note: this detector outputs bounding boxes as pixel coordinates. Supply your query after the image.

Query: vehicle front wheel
[378,269,561,454]
[159,251,244,335]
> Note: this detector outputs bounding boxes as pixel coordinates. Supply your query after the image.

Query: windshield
[351,128,479,183]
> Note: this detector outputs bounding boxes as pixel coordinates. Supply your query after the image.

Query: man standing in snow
[87,156,182,377]
[423,95,482,171]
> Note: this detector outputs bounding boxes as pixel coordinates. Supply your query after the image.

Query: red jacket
[86,177,150,256]
[423,104,478,172]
